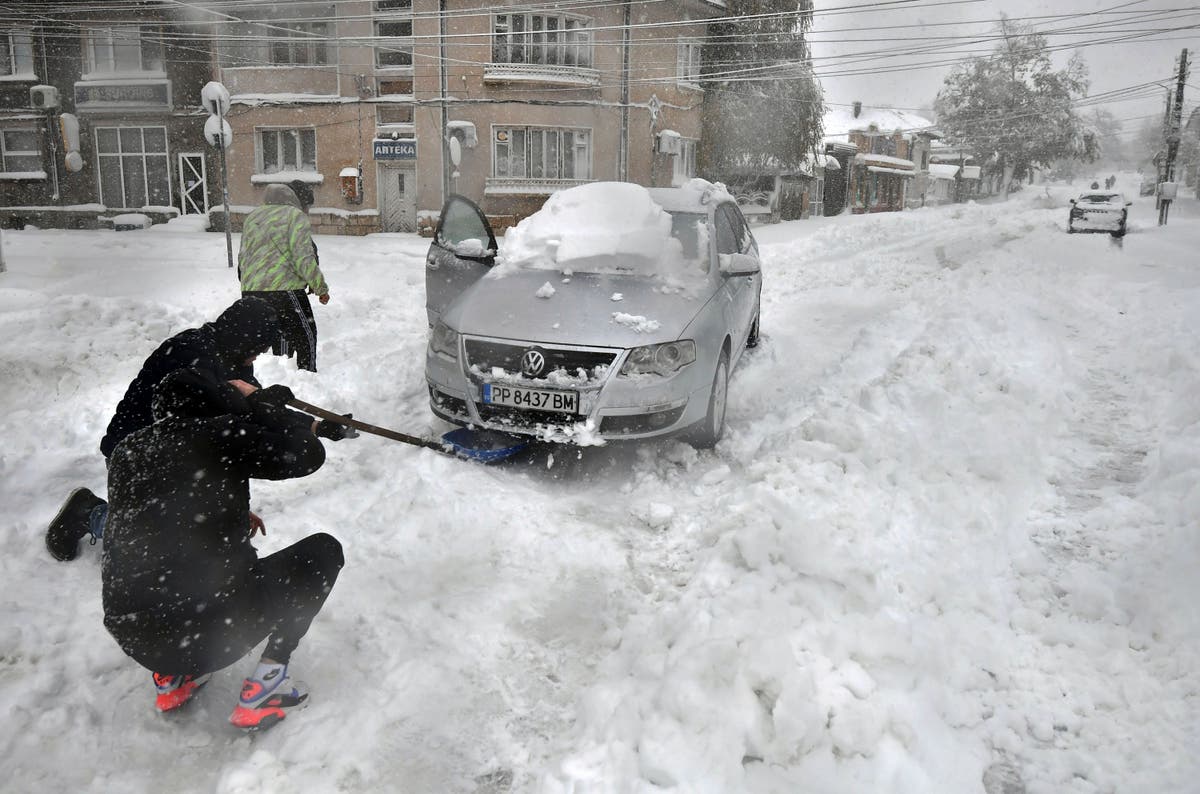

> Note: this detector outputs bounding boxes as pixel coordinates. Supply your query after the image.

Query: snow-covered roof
[854,153,916,171]
[929,164,960,180]
[823,104,935,142]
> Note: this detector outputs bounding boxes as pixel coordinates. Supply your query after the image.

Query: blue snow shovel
[290,398,528,463]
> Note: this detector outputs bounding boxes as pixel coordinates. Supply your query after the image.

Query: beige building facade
[212,0,724,235]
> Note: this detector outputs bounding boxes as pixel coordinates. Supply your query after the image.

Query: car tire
[691,351,729,449]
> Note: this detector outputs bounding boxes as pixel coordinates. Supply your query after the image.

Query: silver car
[423,181,762,447]
[1068,191,1131,236]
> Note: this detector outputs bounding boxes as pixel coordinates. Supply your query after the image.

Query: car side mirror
[1069,198,1076,204]
[719,252,760,277]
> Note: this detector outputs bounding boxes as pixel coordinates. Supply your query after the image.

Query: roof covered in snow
[823,104,936,141]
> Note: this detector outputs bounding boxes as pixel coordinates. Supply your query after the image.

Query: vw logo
[520,349,546,378]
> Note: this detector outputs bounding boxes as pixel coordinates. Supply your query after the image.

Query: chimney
[853,101,862,118]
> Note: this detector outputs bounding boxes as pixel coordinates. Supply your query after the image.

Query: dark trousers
[106,533,344,675]
[242,289,319,372]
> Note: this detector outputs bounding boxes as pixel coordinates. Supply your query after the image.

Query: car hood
[442,269,710,348]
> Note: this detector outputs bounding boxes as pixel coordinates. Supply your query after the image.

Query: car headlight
[429,321,459,360]
[619,340,696,376]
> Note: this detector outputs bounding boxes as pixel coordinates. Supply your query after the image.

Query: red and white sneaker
[152,672,212,712]
[229,667,308,731]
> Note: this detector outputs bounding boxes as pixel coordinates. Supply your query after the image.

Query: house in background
[928,140,981,203]
[1,10,212,229]
[821,102,938,214]
[3,1,726,234]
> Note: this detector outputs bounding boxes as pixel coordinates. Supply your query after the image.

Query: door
[714,203,759,351]
[177,153,208,215]
[425,195,497,326]
[379,164,417,232]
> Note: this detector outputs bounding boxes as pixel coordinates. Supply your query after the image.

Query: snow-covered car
[424,180,762,447]
[1068,191,1132,236]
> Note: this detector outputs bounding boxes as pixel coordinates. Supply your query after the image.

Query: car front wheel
[691,351,729,449]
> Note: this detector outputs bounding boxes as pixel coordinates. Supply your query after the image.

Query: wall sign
[74,80,171,110]
[373,139,417,160]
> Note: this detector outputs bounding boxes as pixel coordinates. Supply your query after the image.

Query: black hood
[151,368,248,421]
[210,297,278,366]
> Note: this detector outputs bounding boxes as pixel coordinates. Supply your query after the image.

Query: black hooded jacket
[99,298,278,459]
[101,369,325,642]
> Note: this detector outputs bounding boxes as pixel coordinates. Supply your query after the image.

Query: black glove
[316,414,359,441]
[248,384,295,409]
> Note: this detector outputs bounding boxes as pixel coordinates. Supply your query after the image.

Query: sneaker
[153,672,212,712]
[46,488,104,561]
[229,667,308,731]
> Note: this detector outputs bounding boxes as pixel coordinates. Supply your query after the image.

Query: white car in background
[423,180,762,447]
[1068,191,1132,237]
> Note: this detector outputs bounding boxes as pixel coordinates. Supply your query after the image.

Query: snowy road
[2,182,1197,793]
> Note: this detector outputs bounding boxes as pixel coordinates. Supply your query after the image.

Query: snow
[250,172,325,185]
[535,281,556,299]
[493,182,701,283]
[610,312,661,333]
[0,170,48,180]
[2,177,1198,793]
[107,213,152,229]
[824,105,936,139]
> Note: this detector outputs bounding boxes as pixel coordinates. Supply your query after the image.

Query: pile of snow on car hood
[493,182,699,282]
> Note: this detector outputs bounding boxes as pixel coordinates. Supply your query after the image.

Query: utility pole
[439,0,450,203]
[1159,48,1189,226]
[619,1,631,182]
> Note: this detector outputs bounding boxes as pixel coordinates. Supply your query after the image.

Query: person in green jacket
[238,181,330,372]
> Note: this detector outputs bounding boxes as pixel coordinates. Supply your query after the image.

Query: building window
[95,126,170,208]
[493,127,590,180]
[492,13,592,68]
[374,0,412,10]
[870,135,896,157]
[1,29,35,77]
[677,40,702,86]
[258,128,317,174]
[377,105,413,125]
[271,21,329,65]
[84,26,164,75]
[1,128,41,173]
[375,18,413,67]
[673,138,698,185]
[377,78,413,96]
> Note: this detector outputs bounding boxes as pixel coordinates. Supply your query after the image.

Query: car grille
[463,339,618,380]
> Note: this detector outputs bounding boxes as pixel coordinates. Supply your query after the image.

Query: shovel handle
[288,398,449,454]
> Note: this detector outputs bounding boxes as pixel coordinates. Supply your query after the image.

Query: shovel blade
[441,428,529,463]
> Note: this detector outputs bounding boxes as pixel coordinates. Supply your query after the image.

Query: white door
[378,164,416,232]
[177,153,208,215]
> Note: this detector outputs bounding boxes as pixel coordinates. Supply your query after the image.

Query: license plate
[483,383,578,414]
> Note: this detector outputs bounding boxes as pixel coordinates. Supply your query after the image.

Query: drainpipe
[439,0,450,202]
[619,1,630,182]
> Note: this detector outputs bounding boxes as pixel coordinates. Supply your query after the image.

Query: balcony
[483,62,600,88]
[74,76,171,114]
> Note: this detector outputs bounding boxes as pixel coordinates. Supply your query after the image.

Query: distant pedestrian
[101,368,343,729]
[238,180,330,373]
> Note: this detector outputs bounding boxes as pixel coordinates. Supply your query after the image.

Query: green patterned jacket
[237,183,328,296]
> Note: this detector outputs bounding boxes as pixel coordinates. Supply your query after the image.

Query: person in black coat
[45,296,351,561]
[102,368,344,728]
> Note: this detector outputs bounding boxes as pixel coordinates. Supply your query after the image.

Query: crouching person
[101,368,344,731]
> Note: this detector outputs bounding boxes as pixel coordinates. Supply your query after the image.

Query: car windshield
[1079,193,1120,203]
[491,182,709,282]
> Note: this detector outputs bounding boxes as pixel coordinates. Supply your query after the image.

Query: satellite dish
[449,136,462,167]
[204,115,233,148]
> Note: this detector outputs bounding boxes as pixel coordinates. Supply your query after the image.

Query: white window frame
[1,29,36,79]
[672,137,698,186]
[492,125,591,181]
[677,39,702,88]
[492,12,592,68]
[374,17,414,69]
[0,127,42,175]
[94,125,171,208]
[256,127,318,175]
[270,21,330,66]
[83,25,164,77]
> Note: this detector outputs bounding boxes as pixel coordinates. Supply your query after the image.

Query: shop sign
[373,138,417,160]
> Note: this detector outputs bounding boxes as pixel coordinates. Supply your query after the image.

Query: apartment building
[0,8,214,229]
[211,0,725,234]
[2,1,726,234]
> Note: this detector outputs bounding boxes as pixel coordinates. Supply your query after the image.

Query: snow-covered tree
[935,18,1091,193]
[700,0,823,174]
